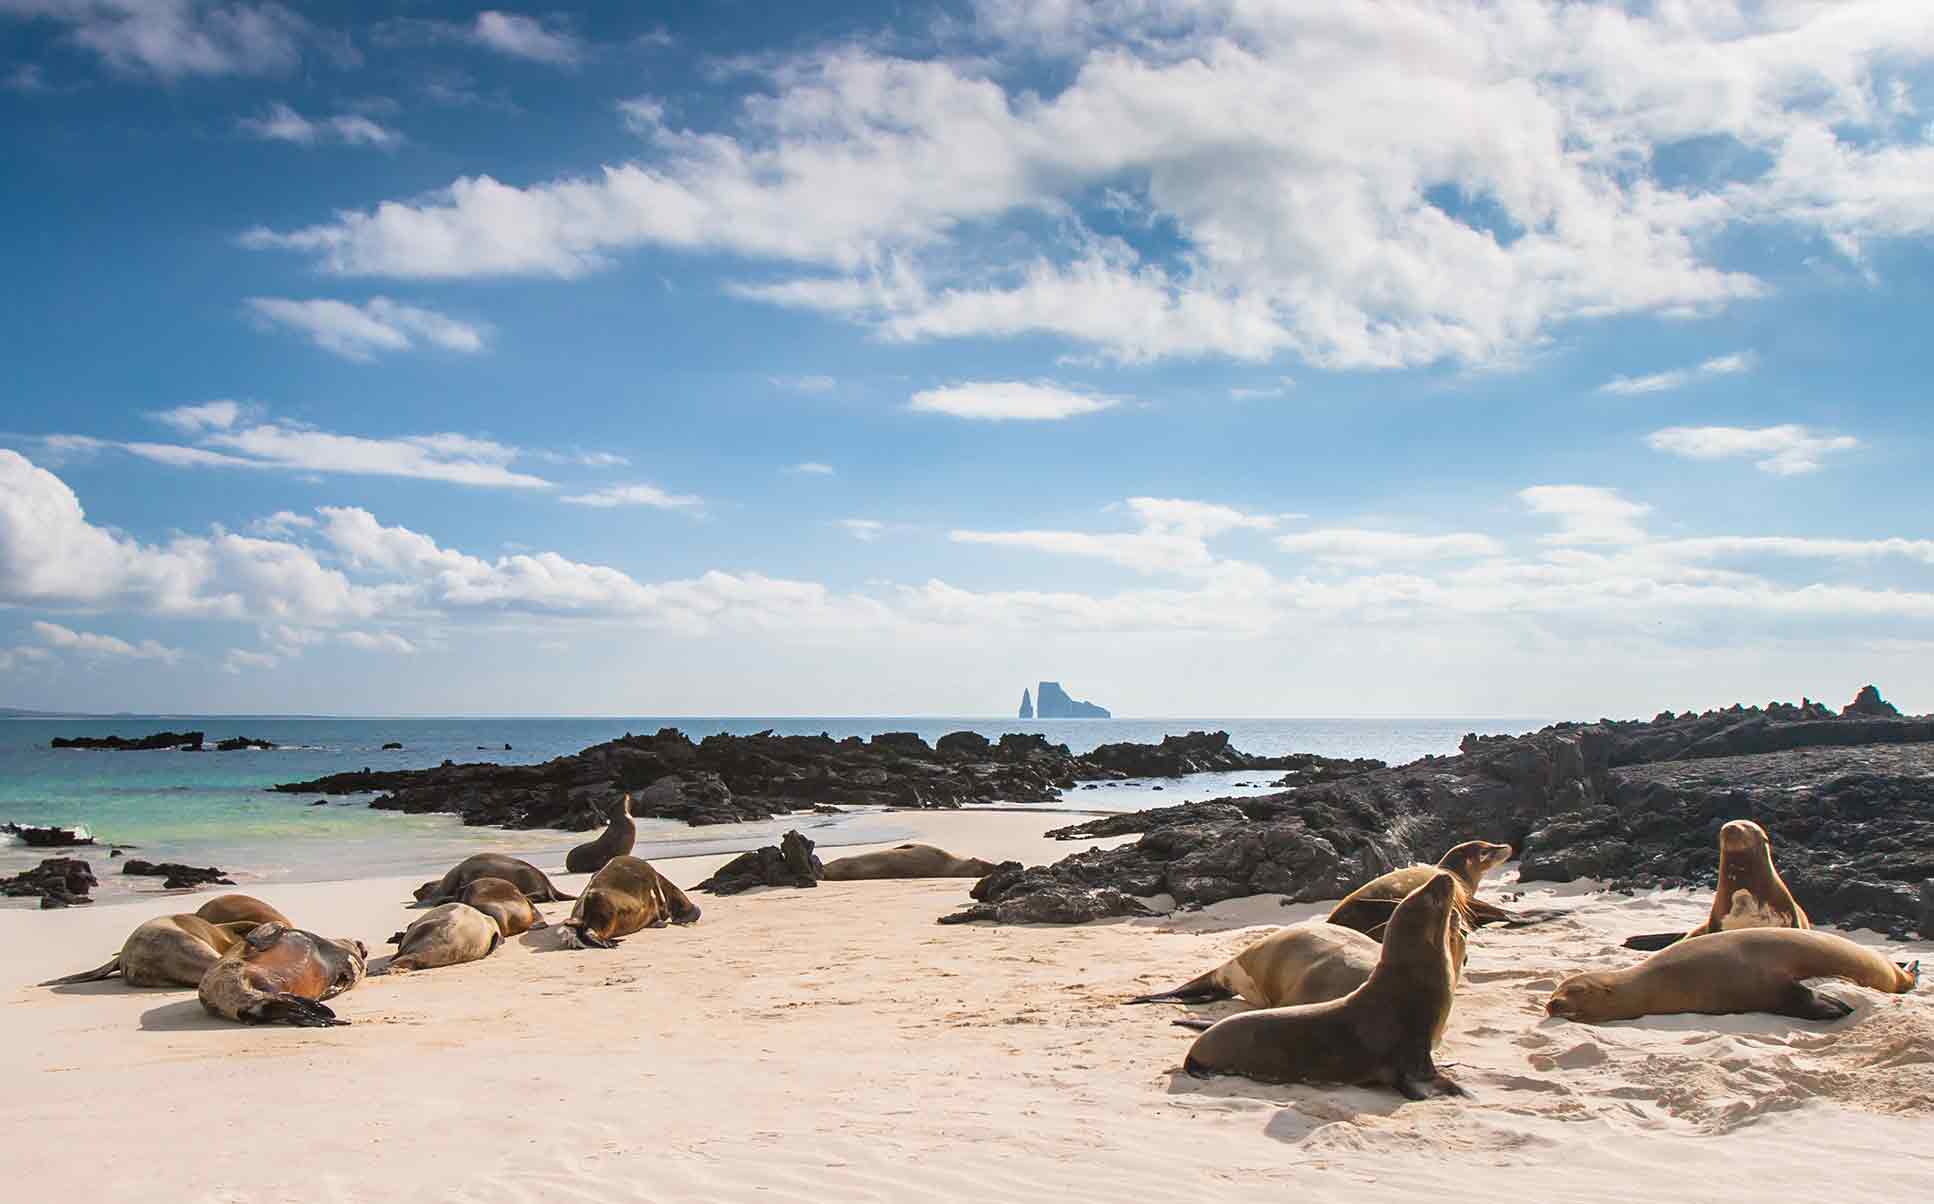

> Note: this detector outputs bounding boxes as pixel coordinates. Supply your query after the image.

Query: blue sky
[2,0,1931,717]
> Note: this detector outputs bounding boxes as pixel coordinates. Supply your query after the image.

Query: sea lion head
[1544,972,1615,1021]
[1437,840,1513,888]
[563,890,624,949]
[412,880,440,903]
[334,938,370,969]
[1718,819,1770,855]
[1386,868,1460,949]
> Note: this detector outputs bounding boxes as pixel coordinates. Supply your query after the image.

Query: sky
[1,0,1932,719]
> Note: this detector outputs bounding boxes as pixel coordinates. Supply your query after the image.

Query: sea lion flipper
[244,922,289,951]
[1620,932,1685,952]
[38,955,122,987]
[1777,984,1854,1022]
[1129,969,1236,1006]
[1170,1017,1216,1032]
[244,994,348,1027]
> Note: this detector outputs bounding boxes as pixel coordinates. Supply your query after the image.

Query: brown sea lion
[458,876,546,936]
[377,902,501,975]
[821,843,998,881]
[197,923,368,1026]
[559,855,701,949]
[1130,921,1380,1007]
[413,854,574,905]
[1622,820,1810,951]
[1325,840,1518,970]
[565,794,636,875]
[195,894,291,928]
[1548,927,1918,1023]
[37,914,259,988]
[1180,871,1464,1098]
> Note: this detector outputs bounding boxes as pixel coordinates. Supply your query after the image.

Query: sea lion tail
[1127,970,1234,1005]
[1170,1017,1216,1032]
[38,955,121,986]
[243,994,349,1027]
[1620,932,1684,952]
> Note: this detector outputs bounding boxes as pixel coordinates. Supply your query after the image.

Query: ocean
[1,715,1550,904]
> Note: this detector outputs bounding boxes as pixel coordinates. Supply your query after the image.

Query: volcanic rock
[695,830,822,895]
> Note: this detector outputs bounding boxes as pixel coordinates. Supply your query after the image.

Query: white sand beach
[6,809,1932,1202]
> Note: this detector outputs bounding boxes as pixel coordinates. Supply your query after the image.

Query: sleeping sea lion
[414,854,574,906]
[377,902,501,974]
[1622,820,1809,951]
[197,923,368,1027]
[559,855,701,949]
[1130,921,1380,1007]
[1180,871,1465,1098]
[821,843,998,881]
[459,876,546,936]
[195,894,291,928]
[1325,840,1517,970]
[38,914,259,988]
[565,794,636,875]
[1548,927,1918,1023]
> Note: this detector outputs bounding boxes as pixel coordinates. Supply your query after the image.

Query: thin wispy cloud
[559,483,703,510]
[245,297,486,360]
[789,461,836,475]
[240,103,401,148]
[470,11,582,65]
[910,381,1118,421]
[1647,425,1859,476]
[33,620,183,663]
[770,374,837,394]
[1600,352,1756,396]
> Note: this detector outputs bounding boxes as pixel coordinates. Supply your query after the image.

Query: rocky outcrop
[695,830,822,895]
[272,726,1294,832]
[51,731,205,751]
[951,687,1934,937]
[1035,681,1110,719]
[3,823,93,847]
[120,861,234,889]
[1843,684,1902,718]
[1019,689,1034,719]
[1082,731,1382,779]
[215,736,276,751]
[939,861,1153,924]
[2,857,96,906]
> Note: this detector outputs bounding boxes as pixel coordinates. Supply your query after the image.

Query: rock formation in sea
[1035,681,1110,719]
[943,687,1934,938]
[121,860,235,889]
[1,857,97,906]
[271,727,1340,833]
[2,823,93,848]
[51,731,205,751]
[1018,689,1034,719]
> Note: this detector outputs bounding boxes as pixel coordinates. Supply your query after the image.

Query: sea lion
[413,854,574,905]
[1130,921,1380,1007]
[378,902,501,974]
[37,914,259,988]
[565,794,636,875]
[458,876,547,936]
[821,843,999,881]
[1180,871,1465,1098]
[197,923,368,1027]
[1325,840,1517,970]
[194,894,291,928]
[1547,927,1918,1023]
[1622,820,1810,951]
[559,855,701,949]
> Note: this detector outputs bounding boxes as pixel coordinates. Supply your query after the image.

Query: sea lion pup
[38,914,259,988]
[1622,820,1810,952]
[1548,928,1918,1024]
[197,923,368,1027]
[458,876,547,936]
[1180,871,1465,1098]
[1130,921,1380,1007]
[821,843,999,881]
[195,894,291,928]
[413,853,574,906]
[565,794,636,875]
[559,855,701,949]
[377,902,501,975]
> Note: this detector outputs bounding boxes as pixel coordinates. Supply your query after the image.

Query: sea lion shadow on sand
[45,979,177,998]
[138,998,238,1032]
[1160,1070,1409,1141]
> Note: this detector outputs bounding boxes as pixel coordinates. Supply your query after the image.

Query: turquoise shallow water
[0,715,1547,902]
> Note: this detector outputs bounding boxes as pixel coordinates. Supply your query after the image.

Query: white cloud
[909,380,1118,421]
[771,375,836,394]
[1,1,315,79]
[954,496,1277,576]
[840,519,885,541]
[245,296,485,360]
[338,629,415,654]
[789,461,836,475]
[247,510,315,537]
[1599,351,1757,395]
[470,10,580,65]
[237,4,1934,369]
[558,483,702,510]
[1646,425,1859,476]
[1230,378,1295,401]
[223,648,279,674]
[32,620,182,663]
[240,102,400,148]
[152,401,242,433]
[1519,485,1651,545]
[1277,529,1503,567]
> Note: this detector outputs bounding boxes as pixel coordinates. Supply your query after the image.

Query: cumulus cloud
[240,4,1934,369]
[32,620,182,663]
[1646,425,1859,476]
[1599,352,1757,396]
[1519,485,1651,545]
[338,629,415,653]
[2,1,317,79]
[909,380,1117,421]
[470,10,580,65]
[240,103,400,148]
[245,297,485,360]
[558,483,702,510]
